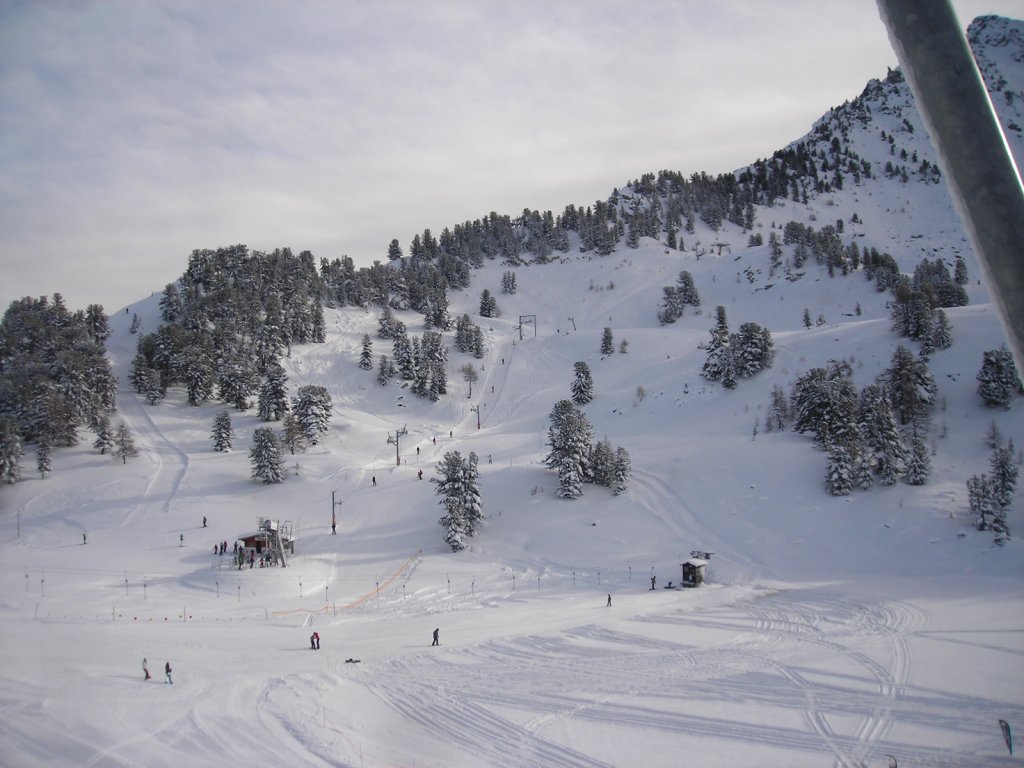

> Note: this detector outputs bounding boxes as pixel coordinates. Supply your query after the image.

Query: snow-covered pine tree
[217,353,258,410]
[590,438,614,486]
[91,414,114,455]
[791,362,858,450]
[571,361,594,405]
[463,451,482,534]
[852,439,875,490]
[501,270,517,294]
[601,327,614,356]
[249,426,285,484]
[701,306,734,386]
[182,345,214,407]
[0,417,22,484]
[931,309,953,350]
[903,421,931,485]
[676,270,700,307]
[825,441,854,496]
[977,346,1021,408]
[376,354,394,386]
[733,322,774,378]
[657,286,684,325]
[113,422,139,464]
[143,367,164,405]
[291,385,332,445]
[612,446,631,495]
[359,334,374,370]
[472,326,485,359]
[990,438,1018,514]
[392,323,415,380]
[968,473,995,531]
[36,434,52,478]
[438,496,469,551]
[858,383,905,486]
[544,400,594,499]
[880,345,936,424]
[479,289,498,318]
[257,359,289,421]
[211,409,233,452]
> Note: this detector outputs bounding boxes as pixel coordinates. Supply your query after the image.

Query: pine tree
[858,384,905,485]
[931,309,953,350]
[257,359,289,422]
[0,417,22,484]
[903,422,931,485]
[376,354,394,386]
[990,439,1018,513]
[968,473,996,531]
[211,409,233,452]
[36,435,52,478]
[676,270,700,306]
[291,385,333,445]
[438,496,468,552]
[479,289,498,318]
[113,422,139,464]
[826,442,854,496]
[733,322,774,378]
[91,414,114,455]
[359,334,374,370]
[701,306,731,382]
[977,346,1021,408]
[791,363,858,450]
[601,327,614,355]
[571,362,594,405]
[657,286,684,325]
[544,400,594,499]
[881,345,936,424]
[612,446,631,495]
[249,426,285,484]
[590,438,614,486]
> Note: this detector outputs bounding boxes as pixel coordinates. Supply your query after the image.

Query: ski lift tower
[517,314,536,341]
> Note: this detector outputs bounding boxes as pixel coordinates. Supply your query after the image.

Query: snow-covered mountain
[1,15,1022,768]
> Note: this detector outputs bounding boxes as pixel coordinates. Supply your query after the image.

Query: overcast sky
[1,0,1019,312]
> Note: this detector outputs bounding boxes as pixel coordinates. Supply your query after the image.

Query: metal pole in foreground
[876,0,1024,374]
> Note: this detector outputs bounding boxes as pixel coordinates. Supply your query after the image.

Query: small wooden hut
[680,558,708,587]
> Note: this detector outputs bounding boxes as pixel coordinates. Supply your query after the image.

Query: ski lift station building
[680,557,708,587]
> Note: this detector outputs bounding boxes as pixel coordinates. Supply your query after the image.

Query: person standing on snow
[607,594,612,607]
[432,628,440,646]
[143,658,150,680]
[314,631,320,650]
[164,661,173,685]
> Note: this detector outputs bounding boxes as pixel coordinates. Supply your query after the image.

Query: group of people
[309,631,320,650]
[212,540,230,556]
[142,657,173,684]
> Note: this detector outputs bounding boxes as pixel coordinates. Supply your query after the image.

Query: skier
[82,532,87,545]
[372,475,376,486]
[143,657,150,680]
[164,661,173,684]
[202,516,207,528]
[179,533,184,547]
[607,594,612,607]
[650,575,656,591]
[432,628,440,646]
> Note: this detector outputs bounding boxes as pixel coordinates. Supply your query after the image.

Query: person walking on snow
[607,594,612,607]
[143,658,150,680]
[164,661,173,684]
[432,628,440,646]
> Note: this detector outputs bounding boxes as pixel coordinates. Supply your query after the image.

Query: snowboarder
[164,661,173,684]
[143,658,150,680]
[432,628,440,646]
[607,594,612,607]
